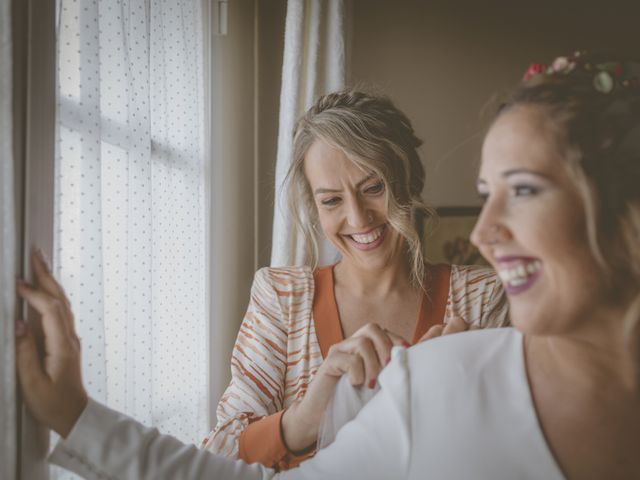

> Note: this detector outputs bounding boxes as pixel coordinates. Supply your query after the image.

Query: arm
[51,378,409,480]
[203,267,297,467]
[50,398,276,480]
[17,250,409,480]
[205,268,406,469]
[279,350,412,480]
[14,250,274,480]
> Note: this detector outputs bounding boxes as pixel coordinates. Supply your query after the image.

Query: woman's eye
[321,197,341,207]
[511,185,540,197]
[364,181,385,195]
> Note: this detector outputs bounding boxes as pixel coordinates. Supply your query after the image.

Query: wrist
[281,400,319,453]
[55,390,88,438]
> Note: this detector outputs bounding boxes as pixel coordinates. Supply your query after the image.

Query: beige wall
[207,0,286,408]
[350,0,640,207]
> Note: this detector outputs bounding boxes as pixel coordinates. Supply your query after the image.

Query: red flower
[523,63,547,81]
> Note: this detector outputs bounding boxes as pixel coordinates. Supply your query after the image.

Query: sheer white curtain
[271,0,351,267]
[0,0,16,476]
[55,0,207,466]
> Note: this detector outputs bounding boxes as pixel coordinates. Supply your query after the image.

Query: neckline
[517,331,567,479]
[312,263,451,358]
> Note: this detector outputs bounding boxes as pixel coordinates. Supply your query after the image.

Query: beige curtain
[270,0,351,267]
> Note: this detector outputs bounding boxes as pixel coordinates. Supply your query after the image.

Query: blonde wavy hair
[499,52,640,343]
[284,89,434,288]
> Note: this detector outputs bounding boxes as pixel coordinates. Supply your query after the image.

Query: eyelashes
[476,184,542,202]
[365,181,385,195]
[319,181,386,207]
[511,185,540,196]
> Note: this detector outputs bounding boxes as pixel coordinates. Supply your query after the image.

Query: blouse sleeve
[202,267,303,468]
[51,379,408,480]
[448,265,510,328]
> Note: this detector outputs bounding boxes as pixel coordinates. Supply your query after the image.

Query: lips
[496,257,542,295]
[344,224,387,251]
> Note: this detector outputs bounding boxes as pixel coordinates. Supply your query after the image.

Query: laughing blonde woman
[200,90,509,469]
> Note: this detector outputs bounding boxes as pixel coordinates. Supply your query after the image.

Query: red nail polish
[368,379,376,389]
[403,341,411,348]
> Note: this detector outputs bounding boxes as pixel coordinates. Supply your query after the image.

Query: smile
[345,224,387,251]
[497,258,542,295]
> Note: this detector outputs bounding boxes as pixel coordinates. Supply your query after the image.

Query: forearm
[51,398,276,480]
[280,400,321,452]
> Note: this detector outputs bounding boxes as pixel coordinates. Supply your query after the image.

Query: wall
[207,0,285,411]
[350,0,640,207]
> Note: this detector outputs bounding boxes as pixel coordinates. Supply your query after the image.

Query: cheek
[316,209,339,236]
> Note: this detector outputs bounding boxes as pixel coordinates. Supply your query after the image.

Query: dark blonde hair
[284,89,433,288]
[499,52,640,338]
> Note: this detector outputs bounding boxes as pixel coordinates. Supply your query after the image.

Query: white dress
[50,328,565,479]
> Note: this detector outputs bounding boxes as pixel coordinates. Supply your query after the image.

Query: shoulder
[252,266,314,294]
[450,264,500,290]
[379,329,522,399]
[448,264,509,326]
[407,328,520,371]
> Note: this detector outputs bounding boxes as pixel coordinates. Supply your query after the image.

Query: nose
[470,198,510,248]
[345,196,371,229]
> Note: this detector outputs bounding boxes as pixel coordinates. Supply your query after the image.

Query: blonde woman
[201,90,508,468]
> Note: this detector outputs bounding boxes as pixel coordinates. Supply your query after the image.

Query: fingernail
[368,379,376,389]
[402,341,411,348]
[36,248,51,270]
[15,319,26,337]
[385,355,391,365]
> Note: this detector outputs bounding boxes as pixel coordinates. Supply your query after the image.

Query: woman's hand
[281,323,407,452]
[15,249,88,438]
[418,315,478,343]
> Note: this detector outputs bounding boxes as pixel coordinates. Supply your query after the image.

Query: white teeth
[498,260,541,287]
[351,226,383,244]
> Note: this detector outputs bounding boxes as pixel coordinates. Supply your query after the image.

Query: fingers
[442,316,469,335]
[325,341,372,387]
[419,324,444,343]
[16,280,74,352]
[352,324,391,367]
[320,322,416,390]
[321,349,366,386]
[30,249,77,335]
[418,316,478,343]
[15,322,48,399]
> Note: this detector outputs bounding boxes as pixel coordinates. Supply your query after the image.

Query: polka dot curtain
[54,1,207,476]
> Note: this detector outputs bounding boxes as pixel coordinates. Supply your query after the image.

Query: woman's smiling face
[304,139,406,271]
[471,105,606,335]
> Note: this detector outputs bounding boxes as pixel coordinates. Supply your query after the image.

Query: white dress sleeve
[50,398,276,480]
[50,350,413,480]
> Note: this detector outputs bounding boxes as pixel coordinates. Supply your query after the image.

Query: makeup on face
[471,106,602,334]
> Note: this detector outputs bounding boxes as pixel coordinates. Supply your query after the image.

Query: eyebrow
[501,168,552,180]
[476,168,552,186]
[314,172,377,195]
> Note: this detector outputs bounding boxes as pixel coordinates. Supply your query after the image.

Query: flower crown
[522,51,640,94]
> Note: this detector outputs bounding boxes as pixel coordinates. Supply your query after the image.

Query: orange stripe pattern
[202,264,509,460]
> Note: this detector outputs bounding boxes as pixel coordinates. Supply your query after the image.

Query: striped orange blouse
[201,263,509,470]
